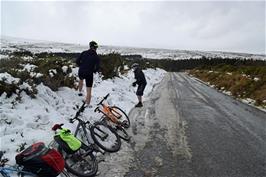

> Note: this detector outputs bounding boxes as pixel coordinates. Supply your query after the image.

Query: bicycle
[52,101,121,177]
[94,94,131,141]
[70,101,121,152]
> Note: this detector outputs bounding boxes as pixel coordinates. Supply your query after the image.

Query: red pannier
[15,142,64,177]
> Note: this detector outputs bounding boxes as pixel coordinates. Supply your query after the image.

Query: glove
[132,82,137,87]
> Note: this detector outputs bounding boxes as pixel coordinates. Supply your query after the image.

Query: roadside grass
[189,64,266,108]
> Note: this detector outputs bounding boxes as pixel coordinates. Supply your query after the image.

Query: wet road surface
[125,72,266,177]
[99,72,266,177]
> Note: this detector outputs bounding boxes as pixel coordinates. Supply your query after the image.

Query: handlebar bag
[54,128,82,154]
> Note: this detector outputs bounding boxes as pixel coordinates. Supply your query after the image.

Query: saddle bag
[15,142,65,177]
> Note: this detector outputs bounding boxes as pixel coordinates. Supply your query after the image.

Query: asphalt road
[123,72,266,177]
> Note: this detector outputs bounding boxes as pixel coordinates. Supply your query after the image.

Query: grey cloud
[1,1,265,54]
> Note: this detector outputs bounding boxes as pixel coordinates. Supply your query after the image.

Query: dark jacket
[76,49,100,74]
[133,68,147,85]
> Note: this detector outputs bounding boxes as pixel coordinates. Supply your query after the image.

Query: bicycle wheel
[110,106,130,128]
[115,125,131,141]
[59,147,98,177]
[90,121,121,153]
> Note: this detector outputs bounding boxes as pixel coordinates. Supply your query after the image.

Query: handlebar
[97,93,110,106]
[70,101,87,123]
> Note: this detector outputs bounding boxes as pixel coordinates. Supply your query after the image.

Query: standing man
[76,41,100,105]
[132,63,147,107]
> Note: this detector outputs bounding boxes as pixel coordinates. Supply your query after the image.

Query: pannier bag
[15,142,64,177]
[54,128,82,154]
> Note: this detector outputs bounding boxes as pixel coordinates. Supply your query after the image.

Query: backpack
[15,142,64,177]
[54,128,82,154]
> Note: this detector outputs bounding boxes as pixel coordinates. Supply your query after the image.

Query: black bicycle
[52,102,121,177]
[70,101,121,152]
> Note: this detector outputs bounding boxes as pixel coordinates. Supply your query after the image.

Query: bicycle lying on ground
[52,101,121,177]
[94,94,131,141]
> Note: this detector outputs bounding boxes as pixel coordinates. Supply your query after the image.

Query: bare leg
[85,87,92,105]
[78,80,84,92]
[137,96,142,103]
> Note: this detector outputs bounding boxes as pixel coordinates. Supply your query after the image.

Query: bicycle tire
[115,125,131,141]
[59,147,98,177]
[110,106,130,128]
[90,121,121,153]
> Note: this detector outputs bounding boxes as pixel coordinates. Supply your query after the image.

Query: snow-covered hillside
[0,64,166,165]
[1,36,265,60]
[0,36,168,171]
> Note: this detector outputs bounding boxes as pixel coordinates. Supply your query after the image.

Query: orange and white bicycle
[94,94,130,141]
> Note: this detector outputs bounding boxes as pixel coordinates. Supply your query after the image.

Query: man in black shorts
[132,63,147,107]
[76,41,100,105]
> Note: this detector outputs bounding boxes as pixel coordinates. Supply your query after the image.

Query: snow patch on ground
[253,77,260,81]
[49,69,57,77]
[62,66,68,73]
[241,98,256,104]
[22,63,37,72]
[0,72,20,84]
[0,54,9,59]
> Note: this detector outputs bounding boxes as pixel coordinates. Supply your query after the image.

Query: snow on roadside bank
[0,68,166,164]
[189,74,266,112]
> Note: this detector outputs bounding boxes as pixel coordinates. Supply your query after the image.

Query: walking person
[76,41,100,105]
[131,63,147,107]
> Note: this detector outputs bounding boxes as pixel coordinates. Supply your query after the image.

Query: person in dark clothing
[132,63,147,107]
[76,41,100,105]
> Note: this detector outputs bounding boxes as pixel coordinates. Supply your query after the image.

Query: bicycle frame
[74,119,94,146]
[100,103,121,123]
[74,119,108,145]
[69,103,108,153]
[95,95,123,125]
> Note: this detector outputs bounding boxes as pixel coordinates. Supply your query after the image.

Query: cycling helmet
[89,41,98,49]
[131,63,139,71]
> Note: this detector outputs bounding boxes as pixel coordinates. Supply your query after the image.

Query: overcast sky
[1,0,265,54]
